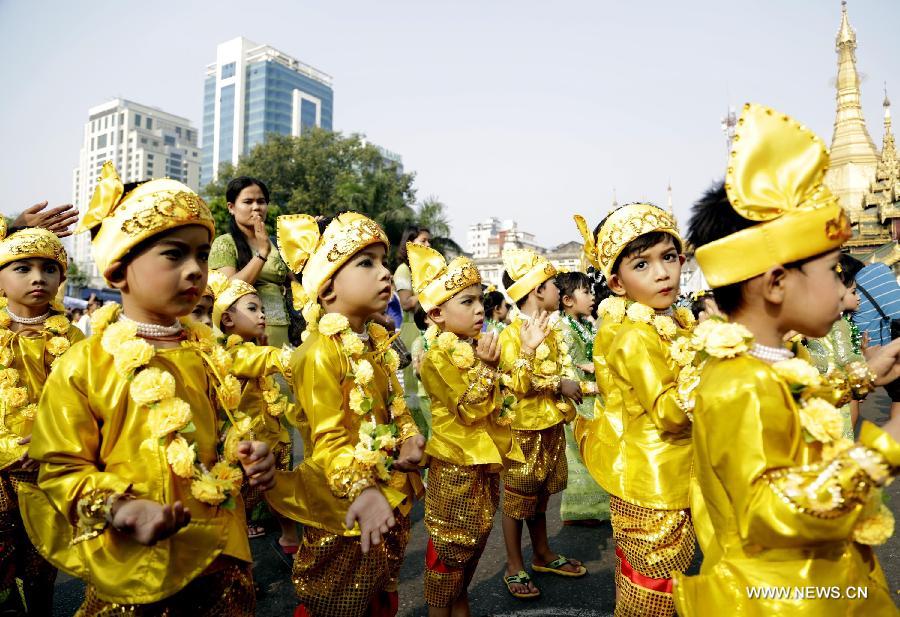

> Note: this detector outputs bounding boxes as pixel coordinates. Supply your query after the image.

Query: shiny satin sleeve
[499,322,534,397]
[230,342,288,379]
[30,345,131,527]
[697,362,895,547]
[420,349,500,425]
[607,323,689,434]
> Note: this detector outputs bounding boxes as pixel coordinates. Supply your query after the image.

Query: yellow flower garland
[92,304,249,508]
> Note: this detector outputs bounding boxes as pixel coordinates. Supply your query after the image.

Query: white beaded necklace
[749,342,793,364]
[120,314,184,338]
[6,308,50,325]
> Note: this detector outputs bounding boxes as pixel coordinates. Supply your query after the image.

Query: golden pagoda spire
[882,84,896,166]
[823,0,879,220]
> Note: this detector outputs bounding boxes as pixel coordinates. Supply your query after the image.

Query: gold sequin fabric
[424,460,499,607]
[0,471,58,614]
[75,561,255,616]
[292,513,410,617]
[501,423,567,519]
[610,495,695,617]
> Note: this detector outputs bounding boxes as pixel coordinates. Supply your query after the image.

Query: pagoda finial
[838,1,854,46]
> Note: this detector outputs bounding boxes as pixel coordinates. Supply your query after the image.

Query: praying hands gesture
[13,201,79,238]
[475,331,501,368]
[520,310,552,354]
[247,212,270,259]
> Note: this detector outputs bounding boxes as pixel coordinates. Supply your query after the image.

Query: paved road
[53,393,900,616]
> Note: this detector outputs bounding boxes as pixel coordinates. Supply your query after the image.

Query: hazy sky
[2,0,898,248]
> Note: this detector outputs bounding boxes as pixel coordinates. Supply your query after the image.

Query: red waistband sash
[615,546,674,594]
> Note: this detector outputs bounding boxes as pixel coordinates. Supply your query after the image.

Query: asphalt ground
[52,392,900,616]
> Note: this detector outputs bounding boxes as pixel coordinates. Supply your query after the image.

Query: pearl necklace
[749,342,793,364]
[6,308,50,325]
[120,314,184,338]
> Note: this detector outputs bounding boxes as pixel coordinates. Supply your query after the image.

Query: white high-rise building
[71,98,201,286]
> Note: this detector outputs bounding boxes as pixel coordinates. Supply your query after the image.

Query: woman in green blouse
[208,177,291,348]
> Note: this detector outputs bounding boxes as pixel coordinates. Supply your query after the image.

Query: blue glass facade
[200,56,334,184]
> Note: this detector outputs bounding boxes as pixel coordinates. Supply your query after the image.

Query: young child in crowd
[19,162,277,615]
[407,242,523,616]
[573,205,696,616]
[675,103,900,615]
[498,248,586,600]
[189,284,215,327]
[0,225,83,615]
[267,213,425,617]
[555,271,609,526]
[483,287,509,334]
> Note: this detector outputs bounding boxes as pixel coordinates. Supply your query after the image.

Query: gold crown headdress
[502,248,557,302]
[407,243,481,311]
[0,223,68,274]
[76,162,215,281]
[276,212,388,308]
[206,269,258,330]
[694,103,851,288]
[574,204,680,280]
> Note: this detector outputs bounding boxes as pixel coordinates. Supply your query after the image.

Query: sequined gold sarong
[75,560,254,616]
[501,423,567,520]
[610,495,695,617]
[292,513,411,617]
[423,460,500,607]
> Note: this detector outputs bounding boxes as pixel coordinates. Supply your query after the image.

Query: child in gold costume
[498,248,586,600]
[406,243,524,616]
[572,204,697,616]
[19,162,278,616]
[265,213,425,617]
[675,102,900,616]
[0,225,82,615]
[206,270,298,550]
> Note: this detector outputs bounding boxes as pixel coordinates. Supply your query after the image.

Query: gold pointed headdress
[694,103,851,288]
[276,212,388,307]
[407,243,481,311]
[77,162,215,281]
[502,248,557,302]
[574,204,680,280]
[207,269,258,330]
[0,223,67,273]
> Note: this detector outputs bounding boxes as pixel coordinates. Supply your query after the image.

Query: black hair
[502,270,546,309]
[225,176,270,270]
[555,271,593,312]
[838,253,864,287]
[483,290,506,320]
[395,226,431,267]
[413,306,429,331]
[595,204,683,277]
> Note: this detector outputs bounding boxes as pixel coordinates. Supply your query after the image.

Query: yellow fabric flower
[436,332,458,352]
[0,311,10,329]
[46,336,70,356]
[318,313,350,337]
[598,297,626,323]
[626,302,654,324]
[0,368,19,388]
[190,475,228,506]
[101,320,137,355]
[540,360,557,375]
[390,395,407,415]
[424,325,440,344]
[44,315,70,335]
[166,436,196,479]
[535,343,551,360]
[5,387,29,409]
[89,303,120,335]
[267,398,287,417]
[670,337,696,367]
[772,358,822,389]
[301,302,322,331]
[852,503,895,546]
[130,367,177,406]
[693,320,752,358]
[449,342,475,369]
[223,414,254,463]
[217,374,242,410]
[674,306,696,329]
[112,339,155,376]
[341,330,365,356]
[384,348,400,373]
[355,359,375,385]
[349,387,370,415]
[652,315,677,339]
[0,347,11,367]
[211,460,244,492]
[799,397,844,443]
[148,397,193,438]
[210,346,234,376]
[353,442,382,466]
[18,403,37,420]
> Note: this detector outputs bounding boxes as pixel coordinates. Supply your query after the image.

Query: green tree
[413,196,463,256]
[67,262,89,291]
[202,130,419,257]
